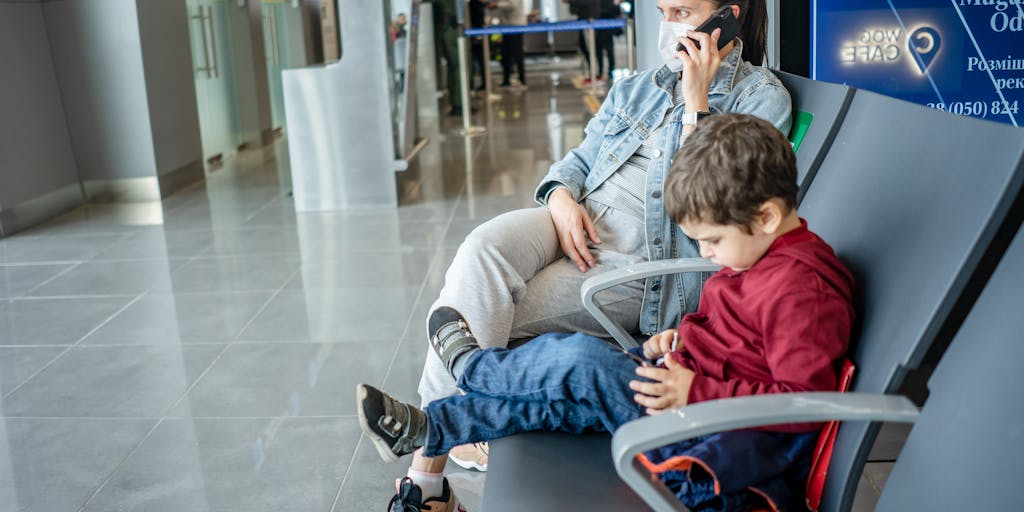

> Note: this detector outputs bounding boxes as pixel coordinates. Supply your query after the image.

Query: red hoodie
[671,219,855,432]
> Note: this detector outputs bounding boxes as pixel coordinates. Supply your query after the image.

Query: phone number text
[926,100,1020,118]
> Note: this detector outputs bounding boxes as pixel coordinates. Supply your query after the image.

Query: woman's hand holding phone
[674,29,721,113]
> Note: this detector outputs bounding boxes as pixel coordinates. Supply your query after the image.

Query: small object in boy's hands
[624,350,650,367]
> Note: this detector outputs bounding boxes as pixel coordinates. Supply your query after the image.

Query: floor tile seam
[154,342,234,425]
[163,244,298,285]
[185,241,214,261]
[160,185,212,214]
[50,338,417,348]
[230,266,303,343]
[228,338,404,344]
[75,417,165,512]
[0,293,146,400]
[293,245,435,255]
[1,416,164,421]
[0,231,131,242]
[330,435,367,512]
[0,343,76,348]
[10,293,148,301]
[72,292,148,345]
[168,244,224,277]
[99,231,140,258]
[0,259,88,267]
[169,252,303,268]
[71,289,277,302]
[0,415,359,420]
[0,345,73,401]
[239,195,281,224]
[331,185,467,509]
[19,261,82,298]
[190,249,304,259]
[79,256,201,264]
[69,342,235,348]
[168,415,359,420]
[376,182,468,389]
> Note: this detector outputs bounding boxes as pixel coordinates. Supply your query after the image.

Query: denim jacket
[534,40,792,335]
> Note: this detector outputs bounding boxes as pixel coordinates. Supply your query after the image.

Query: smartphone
[676,5,742,53]
[623,349,650,367]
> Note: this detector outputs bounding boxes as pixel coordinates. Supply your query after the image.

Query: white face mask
[658,20,697,72]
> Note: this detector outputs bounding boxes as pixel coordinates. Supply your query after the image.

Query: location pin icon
[909,27,941,74]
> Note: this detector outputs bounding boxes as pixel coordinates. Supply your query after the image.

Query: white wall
[0,1,83,225]
[42,0,158,181]
[135,0,204,178]
[229,3,272,146]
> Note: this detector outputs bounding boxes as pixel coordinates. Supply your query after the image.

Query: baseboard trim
[82,160,205,203]
[158,159,205,198]
[83,177,161,203]
[0,184,85,238]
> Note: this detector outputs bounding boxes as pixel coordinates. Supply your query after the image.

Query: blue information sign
[812,0,1023,126]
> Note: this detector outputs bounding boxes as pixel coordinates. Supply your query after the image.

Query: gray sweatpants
[418,204,648,406]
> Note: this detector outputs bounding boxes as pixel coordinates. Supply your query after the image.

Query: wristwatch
[682,110,713,127]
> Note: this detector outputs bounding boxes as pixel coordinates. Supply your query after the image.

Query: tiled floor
[0,62,896,511]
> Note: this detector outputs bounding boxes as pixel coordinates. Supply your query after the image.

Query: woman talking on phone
[386,2,792,510]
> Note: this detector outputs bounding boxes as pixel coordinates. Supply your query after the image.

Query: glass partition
[386,0,420,158]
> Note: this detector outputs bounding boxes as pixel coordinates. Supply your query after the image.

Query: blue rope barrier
[463,18,626,37]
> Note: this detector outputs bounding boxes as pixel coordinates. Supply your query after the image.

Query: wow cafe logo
[840,25,942,74]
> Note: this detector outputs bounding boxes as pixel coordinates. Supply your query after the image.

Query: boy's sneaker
[428,307,480,379]
[356,384,427,462]
[389,476,467,512]
[448,442,488,472]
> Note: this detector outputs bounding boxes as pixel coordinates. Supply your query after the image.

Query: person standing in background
[594,0,621,83]
[494,0,527,88]
[392,13,409,92]
[427,0,469,116]
[468,0,494,91]
[565,0,602,83]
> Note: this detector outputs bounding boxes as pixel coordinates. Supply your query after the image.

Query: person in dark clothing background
[427,0,467,116]
[468,0,493,90]
[565,0,601,80]
[495,1,527,87]
[594,0,621,82]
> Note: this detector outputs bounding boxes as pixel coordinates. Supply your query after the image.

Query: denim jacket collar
[535,35,791,334]
[652,39,744,97]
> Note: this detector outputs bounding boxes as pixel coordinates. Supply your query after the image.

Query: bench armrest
[611,392,920,511]
[581,258,721,349]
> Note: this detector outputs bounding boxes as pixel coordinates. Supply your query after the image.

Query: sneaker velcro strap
[439,340,479,376]
[431,321,480,376]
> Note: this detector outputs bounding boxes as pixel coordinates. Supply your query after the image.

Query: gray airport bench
[482,83,1024,511]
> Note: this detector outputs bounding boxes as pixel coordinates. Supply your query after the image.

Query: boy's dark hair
[665,113,797,231]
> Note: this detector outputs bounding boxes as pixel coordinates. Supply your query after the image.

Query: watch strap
[683,110,713,126]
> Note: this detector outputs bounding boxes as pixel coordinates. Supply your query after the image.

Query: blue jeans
[422,332,647,457]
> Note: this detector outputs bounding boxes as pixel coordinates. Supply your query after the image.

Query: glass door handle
[192,6,213,78]
[270,7,281,66]
[206,6,220,78]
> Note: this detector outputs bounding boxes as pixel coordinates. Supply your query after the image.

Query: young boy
[357,114,855,511]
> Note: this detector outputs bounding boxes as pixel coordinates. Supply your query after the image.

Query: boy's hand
[629,355,695,415]
[641,329,679,360]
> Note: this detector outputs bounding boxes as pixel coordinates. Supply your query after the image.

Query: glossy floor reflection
[0,62,892,511]
[0,61,584,512]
